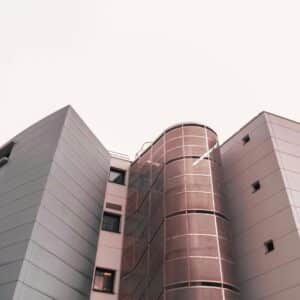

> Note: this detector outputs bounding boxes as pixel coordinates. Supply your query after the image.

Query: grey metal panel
[0,206,39,235]
[35,204,96,261]
[0,106,110,299]
[56,132,108,186]
[66,107,110,162]
[31,223,94,277]
[45,175,99,230]
[29,106,110,299]
[13,106,68,143]
[59,127,109,179]
[0,282,16,300]
[40,192,99,246]
[0,240,28,266]
[2,145,57,181]
[13,282,53,300]
[53,149,105,200]
[0,261,23,285]
[20,261,87,300]
[48,163,101,213]
[0,176,48,208]
[0,223,33,250]
[0,191,43,222]
[0,162,52,198]
[26,241,92,294]
[0,107,71,299]
[62,112,110,175]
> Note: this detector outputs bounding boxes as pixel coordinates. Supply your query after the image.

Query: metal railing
[109,150,130,161]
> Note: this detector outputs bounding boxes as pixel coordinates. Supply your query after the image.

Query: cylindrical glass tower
[120,123,239,300]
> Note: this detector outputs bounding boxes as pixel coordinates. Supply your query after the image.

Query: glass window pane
[94,268,115,293]
[109,167,126,185]
[102,212,121,233]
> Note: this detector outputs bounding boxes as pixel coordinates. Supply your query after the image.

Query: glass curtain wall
[120,124,239,300]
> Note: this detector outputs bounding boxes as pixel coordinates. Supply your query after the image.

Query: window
[93,267,115,293]
[102,212,121,233]
[242,134,250,145]
[109,167,126,185]
[252,180,261,193]
[0,141,14,168]
[264,240,274,254]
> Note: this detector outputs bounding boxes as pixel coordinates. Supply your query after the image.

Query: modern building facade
[221,112,300,300]
[0,106,110,300]
[90,153,130,300]
[119,123,238,300]
[1,106,300,300]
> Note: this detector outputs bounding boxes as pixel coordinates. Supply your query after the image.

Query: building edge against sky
[1,106,300,299]
[0,106,110,300]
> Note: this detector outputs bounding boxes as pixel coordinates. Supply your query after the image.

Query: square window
[264,240,274,254]
[109,167,126,185]
[93,267,115,293]
[242,134,250,145]
[0,141,15,168]
[102,212,121,233]
[252,180,261,193]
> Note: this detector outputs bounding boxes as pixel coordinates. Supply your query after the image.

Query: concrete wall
[221,112,300,300]
[90,156,130,300]
[0,106,110,300]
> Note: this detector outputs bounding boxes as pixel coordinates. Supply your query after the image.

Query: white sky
[1,0,300,159]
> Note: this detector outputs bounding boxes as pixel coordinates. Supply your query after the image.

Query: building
[0,106,111,300]
[119,123,238,300]
[90,153,130,300]
[221,112,300,300]
[1,106,300,300]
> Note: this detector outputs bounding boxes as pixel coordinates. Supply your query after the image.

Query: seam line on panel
[34,221,94,263]
[205,127,225,300]
[22,258,90,297]
[43,188,99,233]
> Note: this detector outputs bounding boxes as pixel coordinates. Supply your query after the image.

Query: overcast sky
[1,0,300,159]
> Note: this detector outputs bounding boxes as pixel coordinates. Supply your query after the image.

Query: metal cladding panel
[120,124,239,300]
[220,112,300,300]
[0,107,69,299]
[0,106,110,300]
[19,106,110,300]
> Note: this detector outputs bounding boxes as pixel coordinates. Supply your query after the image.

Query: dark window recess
[102,212,121,233]
[264,240,275,254]
[106,202,122,211]
[109,167,126,185]
[242,134,250,145]
[93,268,115,293]
[0,141,15,168]
[252,180,261,193]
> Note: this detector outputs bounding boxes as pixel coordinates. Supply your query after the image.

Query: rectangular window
[242,134,250,145]
[109,167,126,185]
[251,180,261,193]
[102,212,121,233]
[0,141,15,168]
[93,267,115,293]
[264,240,274,254]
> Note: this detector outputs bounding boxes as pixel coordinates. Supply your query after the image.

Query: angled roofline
[220,110,300,147]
